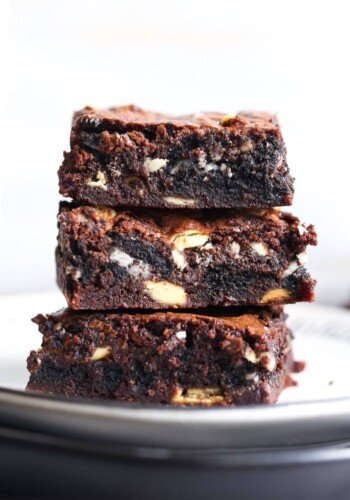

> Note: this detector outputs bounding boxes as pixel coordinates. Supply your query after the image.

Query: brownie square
[27,307,292,406]
[56,204,316,310]
[58,105,293,209]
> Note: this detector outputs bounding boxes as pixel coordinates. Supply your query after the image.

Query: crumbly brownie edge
[71,106,282,137]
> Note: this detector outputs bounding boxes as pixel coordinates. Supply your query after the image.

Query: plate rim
[0,386,350,450]
[1,293,350,450]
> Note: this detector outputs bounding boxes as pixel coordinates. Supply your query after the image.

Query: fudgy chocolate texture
[56,204,317,310]
[27,308,292,406]
[59,105,293,209]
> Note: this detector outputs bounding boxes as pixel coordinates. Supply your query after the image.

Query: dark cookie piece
[58,105,293,209]
[27,307,292,406]
[56,204,317,310]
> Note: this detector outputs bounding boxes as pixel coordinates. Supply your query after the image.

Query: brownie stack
[27,106,317,406]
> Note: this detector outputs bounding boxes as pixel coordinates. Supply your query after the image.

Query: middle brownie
[57,204,317,310]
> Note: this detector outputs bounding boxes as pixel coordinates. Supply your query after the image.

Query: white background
[1,0,350,305]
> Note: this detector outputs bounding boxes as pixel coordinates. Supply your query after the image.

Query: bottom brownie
[27,308,292,406]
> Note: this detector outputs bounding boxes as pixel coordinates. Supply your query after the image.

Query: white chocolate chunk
[172,249,187,270]
[144,157,168,173]
[163,197,195,207]
[144,280,187,306]
[86,171,108,190]
[171,230,209,251]
[176,330,187,340]
[244,348,276,372]
[91,346,111,361]
[259,353,277,372]
[250,242,268,256]
[229,241,241,256]
[74,269,82,280]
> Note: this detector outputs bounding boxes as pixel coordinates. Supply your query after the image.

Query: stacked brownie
[27,106,317,406]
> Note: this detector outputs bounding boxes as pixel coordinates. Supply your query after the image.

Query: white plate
[0,291,350,450]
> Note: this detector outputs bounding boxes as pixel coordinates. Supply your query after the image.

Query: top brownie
[59,105,293,209]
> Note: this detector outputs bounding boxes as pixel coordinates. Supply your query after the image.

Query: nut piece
[86,171,108,190]
[243,346,258,363]
[144,280,187,306]
[171,230,209,251]
[163,197,196,207]
[171,387,224,405]
[93,206,117,220]
[260,288,291,304]
[220,114,236,125]
[144,158,168,173]
[250,242,268,256]
[90,346,111,361]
